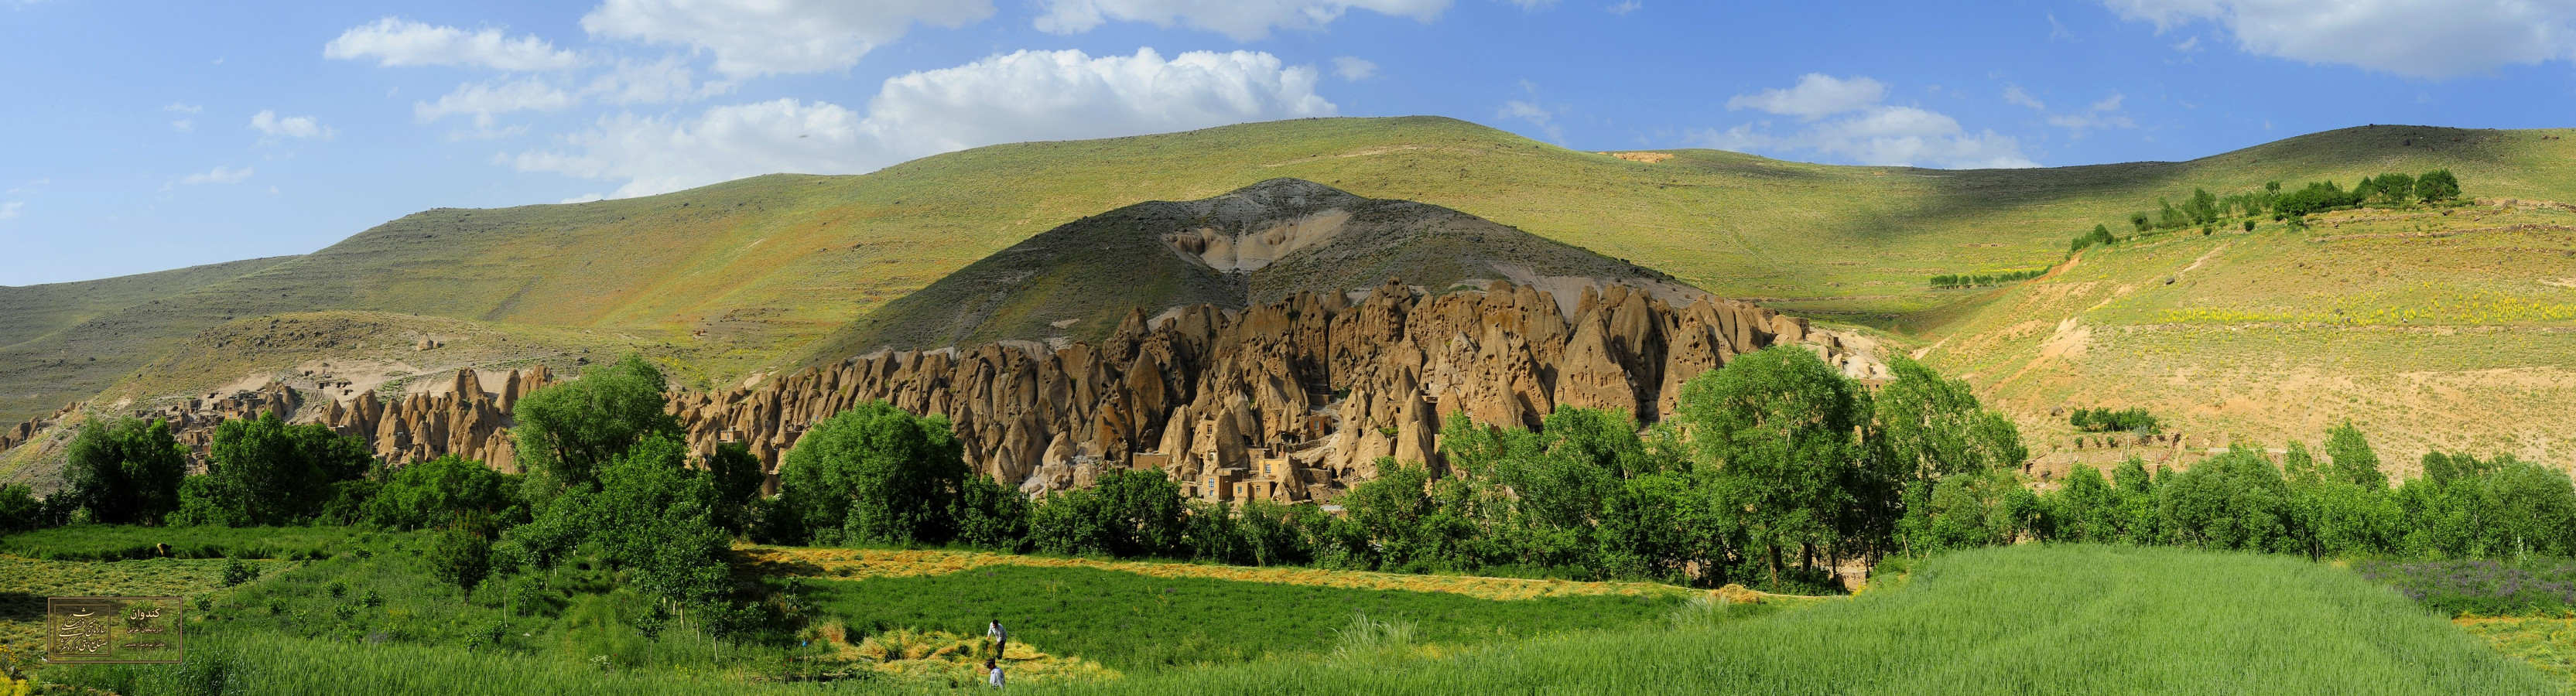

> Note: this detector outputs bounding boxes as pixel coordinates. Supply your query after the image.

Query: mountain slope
[5,117,2572,463]
[819,178,1691,353]
[0,256,296,419]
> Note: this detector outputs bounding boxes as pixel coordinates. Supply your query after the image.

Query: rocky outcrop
[667,278,1883,502]
[87,366,555,473]
[0,282,1883,504]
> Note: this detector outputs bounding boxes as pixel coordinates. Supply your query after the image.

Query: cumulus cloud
[415,77,578,125]
[180,166,254,185]
[324,17,580,71]
[516,48,1336,199]
[2044,94,2136,134]
[1698,75,2035,169]
[2103,0,2576,78]
[580,0,994,77]
[1034,0,1451,40]
[1725,73,1887,121]
[0,202,21,220]
[250,111,335,139]
[586,55,729,104]
[1332,56,1379,81]
[1497,100,1560,142]
[2002,84,2046,110]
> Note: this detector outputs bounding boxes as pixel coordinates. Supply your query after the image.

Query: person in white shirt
[986,658,1005,687]
[987,619,1008,657]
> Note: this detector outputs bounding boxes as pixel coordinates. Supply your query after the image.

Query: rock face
[669,278,1883,502]
[0,282,1885,504]
[83,366,556,473]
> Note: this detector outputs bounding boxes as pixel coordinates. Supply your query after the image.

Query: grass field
[0,524,361,561]
[14,528,2570,695]
[1020,544,2559,696]
[802,564,1692,672]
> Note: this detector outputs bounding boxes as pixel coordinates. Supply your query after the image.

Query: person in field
[986,658,1005,687]
[987,619,1008,657]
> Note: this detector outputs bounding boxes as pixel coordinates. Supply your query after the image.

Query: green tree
[1873,357,2025,482]
[512,354,682,496]
[0,483,45,532]
[180,414,374,526]
[2157,447,2295,551]
[2046,464,2121,543]
[2415,169,2460,202]
[1027,468,1188,558]
[949,473,1031,552]
[365,455,518,531]
[2188,188,2220,225]
[2322,421,2386,489]
[705,442,765,535]
[1676,346,1873,585]
[429,527,494,600]
[775,401,968,545]
[63,418,188,525]
[2373,172,2415,203]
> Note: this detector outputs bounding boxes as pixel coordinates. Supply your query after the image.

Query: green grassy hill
[8,118,2572,469]
[0,256,296,421]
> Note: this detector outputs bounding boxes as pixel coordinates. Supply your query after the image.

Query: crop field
[741,546,1695,601]
[1025,544,2560,696]
[15,527,2574,695]
[801,564,1694,672]
[0,524,361,561]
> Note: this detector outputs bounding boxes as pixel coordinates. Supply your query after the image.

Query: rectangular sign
[45,597,183,664]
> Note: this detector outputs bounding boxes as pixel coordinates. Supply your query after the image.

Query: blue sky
[4,0,2574,286]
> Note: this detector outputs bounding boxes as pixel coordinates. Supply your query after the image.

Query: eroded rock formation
[0,281,1883,505]
[669,279,1884,503]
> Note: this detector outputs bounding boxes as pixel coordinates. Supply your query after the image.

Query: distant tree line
[1919,422,2576,562]
[2065,169,2465,251]
[1930,268,2049,288]
[19,335,2575,600]
[2069,407,2160,435]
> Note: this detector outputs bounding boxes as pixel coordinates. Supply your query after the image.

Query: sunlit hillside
[4,117,2571,470]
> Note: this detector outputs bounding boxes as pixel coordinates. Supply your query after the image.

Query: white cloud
[1608,1,1640,15]
[1035,0,1450,40]
[163,102,201,114]
[171,120,193,132]
[250,111,335,139]
[587,55,729,104]
[514,48,1336,198]
[416,77,577,125]
[1331,56,1379,81]
[2003,84,2046,110]
[581,0,994,78]
[1725,73,1887,121]
[181,166,254,185]
[2103,0,2576,78]
[0,202,21,220]
[1699,76,2036,169]
[1497,100,1561,142]
[324,17,580,71]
